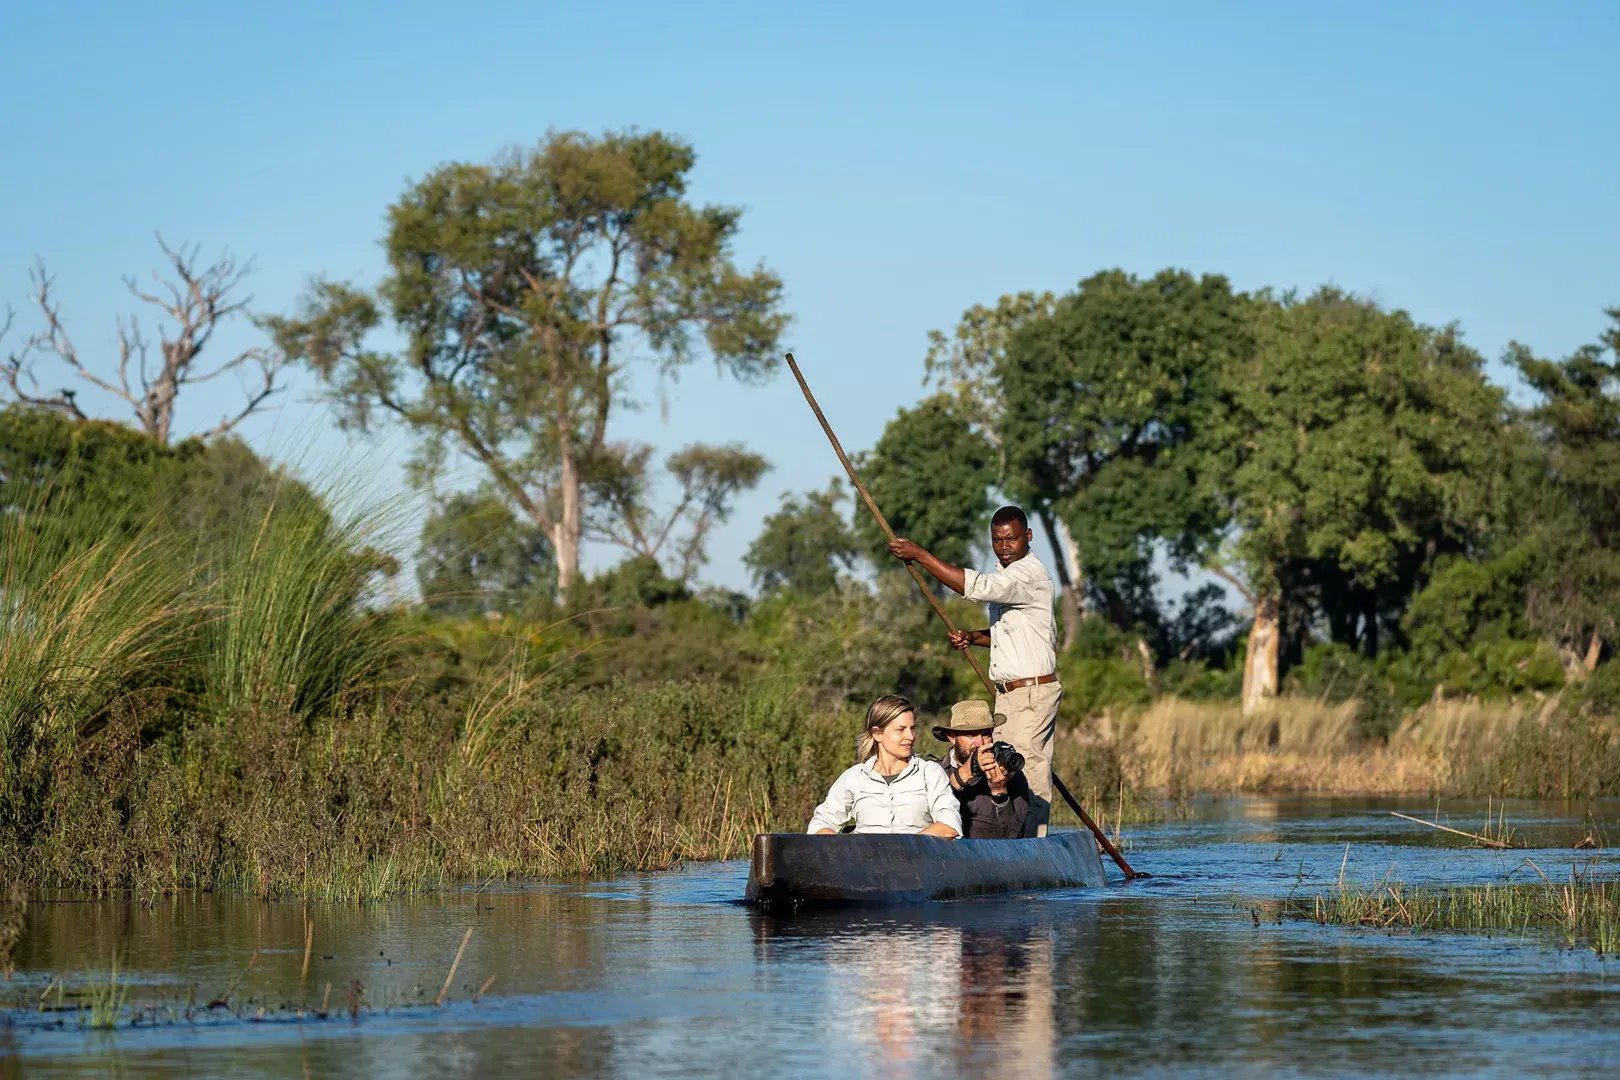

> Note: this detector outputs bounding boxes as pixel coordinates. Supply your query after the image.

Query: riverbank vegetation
[1,403,1614,901]
[2,128,1619,901]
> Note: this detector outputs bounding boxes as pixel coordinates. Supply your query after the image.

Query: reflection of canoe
[743,830,1107,908]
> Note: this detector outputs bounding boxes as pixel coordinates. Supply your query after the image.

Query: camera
[970,740,1025,777]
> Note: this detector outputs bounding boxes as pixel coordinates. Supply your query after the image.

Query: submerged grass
[1290,861,1620,955]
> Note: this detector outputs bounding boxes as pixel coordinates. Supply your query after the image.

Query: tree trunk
[1241,593,1280,715]
[553,448,582,597]
[1039,513,1085,649]
[1134,638,1156,684]
[1361,593,1379,658]
[1055,517,1088,614]
[1584,630,1603,673]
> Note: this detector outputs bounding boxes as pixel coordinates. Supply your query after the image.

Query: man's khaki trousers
[993,680,1061,838]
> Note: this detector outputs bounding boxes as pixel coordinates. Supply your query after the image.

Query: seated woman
[807,695,962,838]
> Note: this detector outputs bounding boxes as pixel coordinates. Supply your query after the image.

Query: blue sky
[2,1,1616,594]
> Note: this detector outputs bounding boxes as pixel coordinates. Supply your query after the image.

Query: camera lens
[992,741,1024,773]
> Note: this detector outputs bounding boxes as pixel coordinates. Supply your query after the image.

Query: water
[6,796,1620,1077]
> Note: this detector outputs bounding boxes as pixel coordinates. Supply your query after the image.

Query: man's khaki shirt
[961,551,1058,682]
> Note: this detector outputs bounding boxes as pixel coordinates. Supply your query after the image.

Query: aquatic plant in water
[83,955,128,1029]
[1290,858,1620,955]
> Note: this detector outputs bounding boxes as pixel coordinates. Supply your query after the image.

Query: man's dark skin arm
[947,628,991,652]
[887,537,964,594]
[888,537,989,652]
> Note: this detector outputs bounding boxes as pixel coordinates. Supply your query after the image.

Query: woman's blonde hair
[856,694,916,762]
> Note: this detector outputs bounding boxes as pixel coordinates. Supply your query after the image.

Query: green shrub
[26,675,855,896]
[1456,708,1620,799]
[1156,658,1243,701]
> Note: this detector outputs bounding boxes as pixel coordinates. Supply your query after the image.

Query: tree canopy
[854,394,996,570]
[416,490,557,617]
[744,482,861,596]
[267,129,789,594]
[998,269,1247,619]
[1225,290,1507,646]
[1511,309,1620,666]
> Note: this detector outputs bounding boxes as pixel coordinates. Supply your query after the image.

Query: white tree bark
[1241,594,1280,715]
[553,448,582,595]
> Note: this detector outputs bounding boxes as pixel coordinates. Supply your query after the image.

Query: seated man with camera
[932,700,1031,840]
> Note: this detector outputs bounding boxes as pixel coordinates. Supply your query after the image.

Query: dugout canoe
[743,830,1107,908]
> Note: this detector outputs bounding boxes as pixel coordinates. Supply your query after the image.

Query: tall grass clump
[83,954,129,1029]
[0,496,189,835]
[197,475,404,722]
[1292,862,1620,955]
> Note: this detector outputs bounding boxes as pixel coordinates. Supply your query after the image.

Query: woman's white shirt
[805,758,962,836]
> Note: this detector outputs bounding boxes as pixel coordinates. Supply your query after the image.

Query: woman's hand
[813,828,837,835]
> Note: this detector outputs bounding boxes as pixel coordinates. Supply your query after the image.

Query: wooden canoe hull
[743,830,1107,907]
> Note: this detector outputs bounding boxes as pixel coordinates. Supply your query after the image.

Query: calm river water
[5,796,1620,1077]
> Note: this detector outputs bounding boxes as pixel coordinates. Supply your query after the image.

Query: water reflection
[7,799,1620,1077]
[749,904,1071,1079]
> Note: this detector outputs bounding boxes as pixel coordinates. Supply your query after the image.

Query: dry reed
[1066,695,1582,800]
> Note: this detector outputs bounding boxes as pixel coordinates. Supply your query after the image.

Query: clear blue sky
[3,1,1616,594]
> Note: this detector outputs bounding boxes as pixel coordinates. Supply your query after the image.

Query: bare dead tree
[0,235,283,443]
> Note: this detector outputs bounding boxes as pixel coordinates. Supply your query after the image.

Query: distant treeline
[5,130,1614,720]
[752,277,1620,721]
[3,128,1620,896]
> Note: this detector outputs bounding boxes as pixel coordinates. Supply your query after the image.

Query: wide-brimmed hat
[932,699,1006,741]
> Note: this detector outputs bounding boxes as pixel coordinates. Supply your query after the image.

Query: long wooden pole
[784,353,1144,880]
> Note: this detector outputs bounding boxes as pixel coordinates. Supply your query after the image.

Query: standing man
[888,505,1060,837]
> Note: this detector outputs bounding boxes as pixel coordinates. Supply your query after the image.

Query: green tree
[265,129,789,595]
[417,490,556,616]
[855,394,996,570]
[997,269,1248,643]
[924,292,1098,640]
[744,482,861,595]
[1510,307,1620,670]
[1394,545,1563,700]
[0,405,190,552]
[0,405,329,569]
[1221,289,1507,711]
[584,442,768,582]
[924,291,1057,452]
